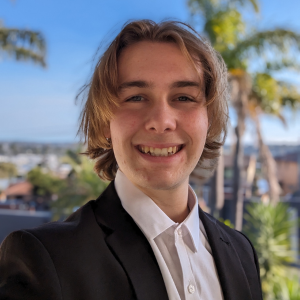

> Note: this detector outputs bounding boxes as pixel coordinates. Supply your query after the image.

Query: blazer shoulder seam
[23,229,63,300]
[235,230,255,249]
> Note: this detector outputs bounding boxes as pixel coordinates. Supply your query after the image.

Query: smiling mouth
[137,145,183,157]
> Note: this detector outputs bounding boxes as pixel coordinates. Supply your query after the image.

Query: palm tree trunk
[254,115,281,203]
[233,124,245,231]
[215,147,224,212]
[245,154,257,199]
[209,147,224,218]
[230,73,250,231]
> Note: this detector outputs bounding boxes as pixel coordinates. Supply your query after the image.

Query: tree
[249,74,300,203]
[0,162,17,179]
[51,150,108,220]
[27,166,64,197]
[244,202,299,299]
[188,0,300,229]
[0,4,46,66]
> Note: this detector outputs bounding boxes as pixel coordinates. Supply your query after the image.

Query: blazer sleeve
[237,231,262,287]
[0,230,62,300]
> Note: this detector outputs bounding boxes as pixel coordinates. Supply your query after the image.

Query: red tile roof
[5,181,33,196]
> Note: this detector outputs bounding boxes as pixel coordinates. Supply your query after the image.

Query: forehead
[117,41,202,85]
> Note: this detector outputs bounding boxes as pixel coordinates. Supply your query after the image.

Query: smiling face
[108,41,208,192]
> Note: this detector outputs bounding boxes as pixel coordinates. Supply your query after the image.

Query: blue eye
[126,96,144,102]
[178,96,193,102]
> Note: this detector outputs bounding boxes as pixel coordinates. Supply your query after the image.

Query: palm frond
[227,0,259,12]
[232,29,300,60]
[251,73,300,119]
[278,81,300,109]
[204,8,245,52]
[0,27,46,67]
[188,0,218,18]
[265,58,300,72]
[188,0,259,16]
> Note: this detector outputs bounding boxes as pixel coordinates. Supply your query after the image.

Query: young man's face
[108,41,208,192]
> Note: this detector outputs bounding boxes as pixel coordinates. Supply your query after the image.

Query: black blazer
[0,182,263,300]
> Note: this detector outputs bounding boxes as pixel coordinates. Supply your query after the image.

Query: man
[0,20,262,300]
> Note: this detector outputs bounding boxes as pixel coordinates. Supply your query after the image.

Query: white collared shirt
[115,170,224,300]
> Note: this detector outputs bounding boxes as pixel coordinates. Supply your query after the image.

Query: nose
[145,99,177,133]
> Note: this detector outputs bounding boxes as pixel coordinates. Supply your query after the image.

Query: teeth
[139,145,181,156]
[154,148,161,156]
[161,148,168,156]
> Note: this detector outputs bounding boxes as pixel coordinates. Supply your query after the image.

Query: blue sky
[0,0,300,145]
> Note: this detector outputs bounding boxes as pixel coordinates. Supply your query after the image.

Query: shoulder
[203,212,258,261]
[1,199,101,254]
[0,227,63,299]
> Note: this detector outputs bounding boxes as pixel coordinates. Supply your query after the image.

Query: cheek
[110,112,140,148]
[185,110,208,142]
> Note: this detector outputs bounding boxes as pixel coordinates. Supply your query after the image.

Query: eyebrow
[118,80,200,92]
[118,81,152,92]
[170,81,200,88]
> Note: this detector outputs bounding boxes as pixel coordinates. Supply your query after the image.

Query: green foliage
[229,29,300,70]
[25,149,108,220]
[243,202,299,299]
[252,73,300,116]
[188,0,300,77]
[0,162,17,178]
[204,9,245,52]
[0,3,46,67]
[27,167,64,197]
[188,0,259,19]
[51,153,108,220]
[219,218,235,228]
[271,275,300,300]
[0,27,46,66]
[65,149,82,165]
[253,73,280,114]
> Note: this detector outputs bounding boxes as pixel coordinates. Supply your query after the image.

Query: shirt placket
[174,226,198,300]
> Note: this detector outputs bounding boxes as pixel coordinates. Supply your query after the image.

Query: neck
[135,180,190,223]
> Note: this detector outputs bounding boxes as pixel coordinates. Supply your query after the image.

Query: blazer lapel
[94,182,169,300]
[199,208,253,300]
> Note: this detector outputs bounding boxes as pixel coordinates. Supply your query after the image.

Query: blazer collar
[93,181,169,300]
[93,181,253,300]
[199,207,253,300]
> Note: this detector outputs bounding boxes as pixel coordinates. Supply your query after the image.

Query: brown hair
[78,20,229,181]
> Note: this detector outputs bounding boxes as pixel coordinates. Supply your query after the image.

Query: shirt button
[178,228,182,236]
[188,284,195,294]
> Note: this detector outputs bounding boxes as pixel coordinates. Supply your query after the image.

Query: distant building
[275,152,300,195]
[4,181,33,202]
[1,181,49,211]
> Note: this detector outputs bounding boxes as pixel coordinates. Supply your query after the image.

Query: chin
[136,172,185,191]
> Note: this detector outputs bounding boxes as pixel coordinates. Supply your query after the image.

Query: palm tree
[0,18,46,66]
[188,0,300,230]
[249,74,300,203]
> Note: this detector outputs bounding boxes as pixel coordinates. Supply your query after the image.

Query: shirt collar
[114,170,200,251]
[184,186,200,252]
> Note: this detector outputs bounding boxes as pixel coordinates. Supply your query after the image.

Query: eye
[126,95,145,102]
[177,96,194,102]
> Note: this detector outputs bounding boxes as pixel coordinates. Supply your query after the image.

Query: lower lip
[135,146,183,163]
